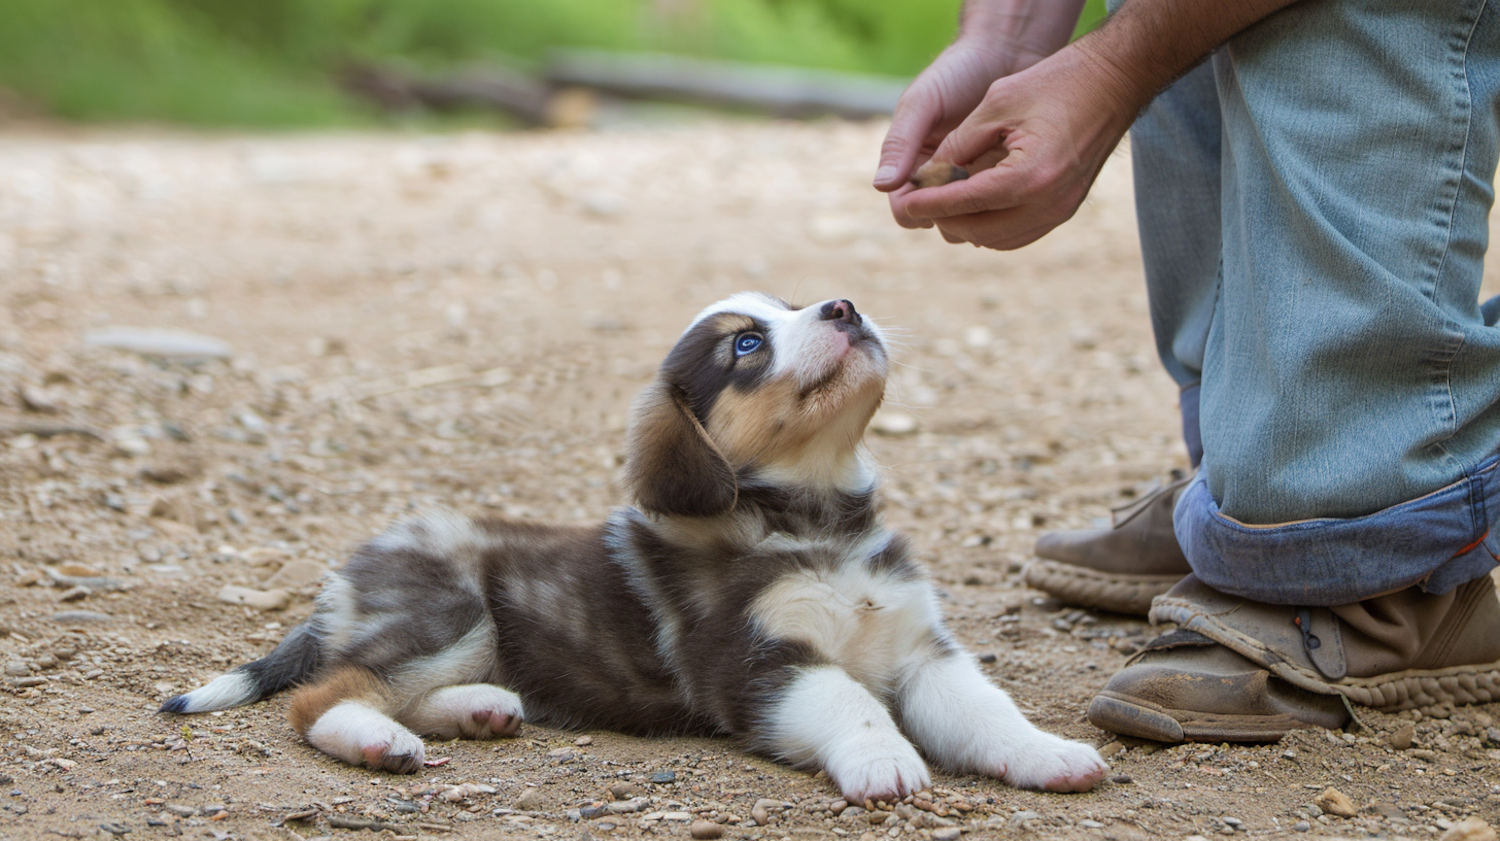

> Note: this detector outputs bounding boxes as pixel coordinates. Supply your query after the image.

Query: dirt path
[0,121,1497,841]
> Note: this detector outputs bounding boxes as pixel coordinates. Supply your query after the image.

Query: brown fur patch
[706,378,807,467]
[706,374,881,472]
[622,381,738,517]
[288,666,389,735]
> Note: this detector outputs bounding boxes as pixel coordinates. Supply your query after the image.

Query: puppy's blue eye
[734,333,764,356]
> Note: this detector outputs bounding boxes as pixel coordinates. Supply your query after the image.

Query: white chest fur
[749,558,945,693]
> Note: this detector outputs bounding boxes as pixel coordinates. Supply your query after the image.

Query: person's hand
[889,43,1143,250]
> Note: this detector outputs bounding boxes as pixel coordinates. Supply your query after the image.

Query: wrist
[1064,29,1161,118]
[955,1,1087,67]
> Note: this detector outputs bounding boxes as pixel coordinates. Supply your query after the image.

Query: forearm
[1073,0,1304,112]
[957,0,1090,63]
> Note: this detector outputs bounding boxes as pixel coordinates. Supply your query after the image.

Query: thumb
[874,94,940,192]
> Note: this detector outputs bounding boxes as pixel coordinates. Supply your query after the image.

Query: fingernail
[873,165,897,184]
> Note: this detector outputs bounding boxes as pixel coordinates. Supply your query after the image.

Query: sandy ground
[1,119,1498,841]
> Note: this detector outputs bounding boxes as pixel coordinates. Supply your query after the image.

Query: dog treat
[909,147,1012,189]
[910,160,969,189]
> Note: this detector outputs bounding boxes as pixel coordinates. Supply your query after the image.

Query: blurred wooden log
[543,50,906,119]
[340,64,586,126]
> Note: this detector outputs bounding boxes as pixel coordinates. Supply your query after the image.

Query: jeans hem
[1175,454,1500,605]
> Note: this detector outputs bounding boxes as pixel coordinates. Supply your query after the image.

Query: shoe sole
[1022,559,1184,617]
[1088,692,1333,743]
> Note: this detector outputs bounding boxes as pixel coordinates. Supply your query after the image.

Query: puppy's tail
[159,620,322,714]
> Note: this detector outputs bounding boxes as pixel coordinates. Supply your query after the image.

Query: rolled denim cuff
[1176,455,1500,605]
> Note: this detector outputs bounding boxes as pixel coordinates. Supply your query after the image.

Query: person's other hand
[890,45,1141,250]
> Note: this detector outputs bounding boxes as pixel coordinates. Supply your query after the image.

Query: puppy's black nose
[820,299,861,325]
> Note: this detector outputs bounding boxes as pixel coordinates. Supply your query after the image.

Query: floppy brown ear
[622,381,738,517]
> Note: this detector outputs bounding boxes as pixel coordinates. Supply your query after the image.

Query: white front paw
[825,732,931,803]
[1000,733,1107,793]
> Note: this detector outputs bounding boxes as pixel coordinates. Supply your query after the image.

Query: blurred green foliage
[0,0,1107,126]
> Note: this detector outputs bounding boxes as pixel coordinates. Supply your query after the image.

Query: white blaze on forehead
[684,292,887,388]
[683,291,794,333]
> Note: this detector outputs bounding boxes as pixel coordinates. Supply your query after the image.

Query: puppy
[161,293,1107,799]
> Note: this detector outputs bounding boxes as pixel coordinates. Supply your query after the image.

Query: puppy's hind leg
[896,651,1107,792]
[289,666,426,774]
[402,684,525,740]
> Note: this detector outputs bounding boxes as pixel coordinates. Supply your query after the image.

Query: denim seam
[1426,0,1487,476]
[1427,0,1485,297]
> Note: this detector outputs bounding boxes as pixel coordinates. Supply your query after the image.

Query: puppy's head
[624,293,888,517]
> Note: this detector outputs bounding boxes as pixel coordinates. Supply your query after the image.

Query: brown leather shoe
[1024,472,1193,616]
[1088,574,1500,742]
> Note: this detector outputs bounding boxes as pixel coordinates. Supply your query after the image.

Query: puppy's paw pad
[467,708,522,739]
[1002,737,1107,793]
[447,687,524,739]
[360,731,426,774]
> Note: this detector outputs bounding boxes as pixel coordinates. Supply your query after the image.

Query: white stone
[216,586,289,611]
[85,327,231,361]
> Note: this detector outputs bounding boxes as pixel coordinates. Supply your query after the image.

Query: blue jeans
[1126,0,1500,604]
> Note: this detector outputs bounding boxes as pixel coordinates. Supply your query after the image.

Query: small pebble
[48,611,114,625]
[263,560,327,590]
[58,586,91,603]
[1313,787,1356,819]
[1079,819,1105,829]
[690,819,724,839]
[607,782,641,800]
[648,770,676,784]
[932,828,962,841]
[1389,721,1415,750]
[84,327,232,361]
[574,735,592,746]
[1292,822,1311,833]
[870,410,919,436]
[1440,816,1497,841]
[216,585,289,612]
[515,788,544,811]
